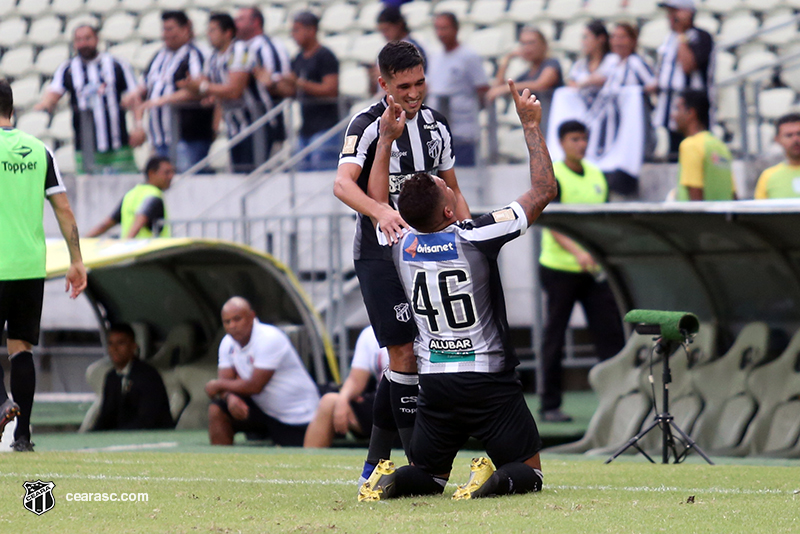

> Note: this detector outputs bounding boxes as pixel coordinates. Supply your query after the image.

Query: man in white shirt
[205,296,320,446]
[426,12,489,167]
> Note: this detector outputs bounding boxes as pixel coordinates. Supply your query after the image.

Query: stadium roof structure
[537,200,800,333]
[45,238,338,384]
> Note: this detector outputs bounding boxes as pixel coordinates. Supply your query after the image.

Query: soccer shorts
[353,259,417,348]
[409,371,543,475]
[0,278,45,346]
[212,396,308,446]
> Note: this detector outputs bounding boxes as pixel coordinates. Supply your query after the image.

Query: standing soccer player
[334,41,470,485]
[359,80,556,501]
[0,79,87,451]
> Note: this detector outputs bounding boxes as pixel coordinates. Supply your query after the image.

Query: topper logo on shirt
[402,233,458,261]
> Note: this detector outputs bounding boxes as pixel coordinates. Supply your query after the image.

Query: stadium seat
[465,0,508,26]
[0,46,35,78]
[742,0,783,12]
[187,9,209,40]
[320,2,358,34]
[49,109,74,141]
[120,0,153,14]
[585,0,624,20]
[699,0,744,16]
[0,0,16,18]
[34,44,70,76]
[0,18,29,48]
[718,14,760,46]
[65,15,100,38]
[505,0,546,24]
[466,24,516,60]
[133,40,161,70]
[100,13,137,43]
[51,0,85,17]
[321,33,353,62]
[54,143,76,173]
[84,0,118,15]
[541,0,584,22]
[497,125,529,161]
[16,110,51,138]
[28,16,65,48]
[622,0,658,19]
[758,87,796,120]
[349,32,386,64]
[433,0,469,20]
[689,322,769,455]
[401,1,433,29]
[149,323,198,369]
[171,328,225,430]
[715,50,736,81]
[192,0,224,8]
[16,0,52,17]
[107,40,141,66]
[355,1,384,31]
[759,14,799,47]
[545,333,654,455]
[638,18,670,51]
[736,50,778,81]
[10,76,42,109]
[741,328,800,457]
[554,21,585,55]
[339,61,370,99]
[263,6,287,34]
[136,10,162,41]
[694,13,721,37]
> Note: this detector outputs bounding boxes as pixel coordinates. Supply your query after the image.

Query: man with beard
[36,25,144,174]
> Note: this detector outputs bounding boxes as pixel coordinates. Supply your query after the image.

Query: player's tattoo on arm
[70,224,80,252]
[516,124,557,225]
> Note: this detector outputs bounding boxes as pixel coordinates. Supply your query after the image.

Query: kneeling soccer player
[358,81,557,501]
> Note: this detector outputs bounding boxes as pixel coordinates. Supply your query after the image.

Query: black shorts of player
[349,391,376,438]
[212,396,308,446]
[353,259,417,348]
[0,278,45,346]
[409,370,542,475]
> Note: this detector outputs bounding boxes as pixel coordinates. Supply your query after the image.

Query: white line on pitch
[77,442,180,452]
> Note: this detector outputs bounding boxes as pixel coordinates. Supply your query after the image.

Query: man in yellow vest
[754,113,800,199]
[673,90,736,201]
[538,120,624,423]
[87,156,174,238]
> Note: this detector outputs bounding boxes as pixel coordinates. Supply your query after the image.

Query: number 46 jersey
[379,202,529,375]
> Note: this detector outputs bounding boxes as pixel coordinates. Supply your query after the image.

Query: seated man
[359,81,555,501]
[304,326,389,448]
[206,297,320,446]
[93,323,175,431]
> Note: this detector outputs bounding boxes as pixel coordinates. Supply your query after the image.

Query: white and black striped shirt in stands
[378,202,529,374]
[206,40,256,137]
[602,53,654,92]
[142,42,207,147]
[49,53,137,153]
[339,99,456,261]
[245,34,291,139]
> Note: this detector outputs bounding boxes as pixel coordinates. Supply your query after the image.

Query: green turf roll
[624,309,699,341]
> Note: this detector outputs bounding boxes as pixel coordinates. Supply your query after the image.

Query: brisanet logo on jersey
[403,233,458,262]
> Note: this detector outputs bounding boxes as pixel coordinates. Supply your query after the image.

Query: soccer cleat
[452,457,496,500]
[0,399,20,437]
[357,460,396,502]
[11,439,35,452]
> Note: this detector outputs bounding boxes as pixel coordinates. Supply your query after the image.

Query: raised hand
[508,79,542,128]
[379,94,406,142]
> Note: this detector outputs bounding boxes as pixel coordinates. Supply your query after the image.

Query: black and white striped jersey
[379,202,528,374]
[142,42,212,146]
[206,40,257,138]
[245,34,291,138]
[340,99,456,261]
[48,53,137,153]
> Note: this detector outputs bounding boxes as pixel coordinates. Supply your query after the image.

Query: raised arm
[507,79,558,225]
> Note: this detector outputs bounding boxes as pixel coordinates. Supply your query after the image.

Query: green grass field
[0,431,798,534]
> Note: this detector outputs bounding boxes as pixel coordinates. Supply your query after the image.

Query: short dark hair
[586,19,610,56]
[293,11,319,29]
[378,40,426,79]
[680,90,710,129]
[245,6,264,29]
[209,12,236,36]
[0,79,12,119]
[397,173,443,232]
[558,120,588,140]
[775,112,800,133]
[377,5,408,33]
[162,10,190,27]
[108,323,136,342]
[144,155,171,181]
[435,12,459,31]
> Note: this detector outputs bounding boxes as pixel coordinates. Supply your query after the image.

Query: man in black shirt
[93,323,174,431]
[278,11,340,170]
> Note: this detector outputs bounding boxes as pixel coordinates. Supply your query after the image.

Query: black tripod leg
[605,418,661,464]
[669,421,715,465]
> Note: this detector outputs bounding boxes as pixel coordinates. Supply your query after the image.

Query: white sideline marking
[77,442,179,452]
[0,471,792,495]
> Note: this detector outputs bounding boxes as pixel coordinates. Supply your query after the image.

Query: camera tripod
[605,335,714,465]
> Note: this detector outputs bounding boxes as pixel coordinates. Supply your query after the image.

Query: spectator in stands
[488,26,563,137]
[376,6,427,67]
[87,156,174,238]
[237,6,292,161]
[597,22,656,198]
[93,323,175,431]
[426,12,489,167]
[755,113,800,199]
[206,297,319,446]
[567,20,619,106]
[538,120,625,423]
[277,12,340,171]
[179,13,264,172]
[35,25,145,174]
[304,326,389,448]
[123,11,215,173]
[672,90,735,201]
[651,0,714,159]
